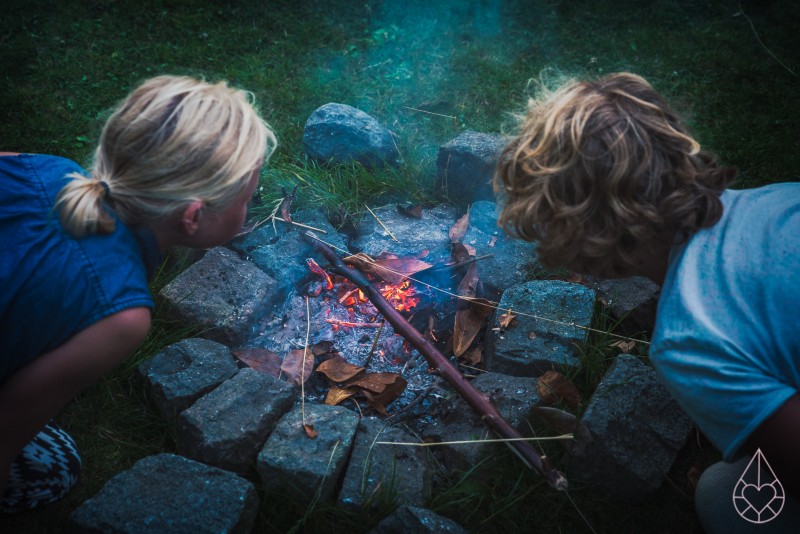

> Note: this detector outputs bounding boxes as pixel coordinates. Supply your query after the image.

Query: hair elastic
[99,180,111,198]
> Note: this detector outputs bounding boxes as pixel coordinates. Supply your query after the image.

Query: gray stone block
[566,355,693,501]
[339,417,431,511]
[422,372,540,473]
[584,275,660,332]
[485,280,595,377]
[257,404,359,501]
[436,130,507,207]
[138,338,239,423]
[303,103,400,168]
[176,367,295,473]
[461,201,540,293]
[352,203,456,265]
[368,505,467,534]
[68,453,258,534]
[159,247,279,346]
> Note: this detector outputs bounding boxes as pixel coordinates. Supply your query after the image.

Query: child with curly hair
[495,72,799,531]
[0,75,277,512]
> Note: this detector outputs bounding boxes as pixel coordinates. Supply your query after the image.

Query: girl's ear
[181,200,204,235]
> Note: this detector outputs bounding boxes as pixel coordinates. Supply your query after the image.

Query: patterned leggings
[1,422,81,513]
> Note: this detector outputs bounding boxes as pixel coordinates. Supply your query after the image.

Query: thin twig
[739,2,797,78]
[365,204,398,242]
[302,296,311,428]
[273,216,328,234]
[404,106,458,127]
[359,58,392,72]
[363,319,386,369]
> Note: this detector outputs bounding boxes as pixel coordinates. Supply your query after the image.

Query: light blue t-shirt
[650,183,800,461]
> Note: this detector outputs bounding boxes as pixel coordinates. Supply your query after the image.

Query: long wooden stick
[303,232,568,491]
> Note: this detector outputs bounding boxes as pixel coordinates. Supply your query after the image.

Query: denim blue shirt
[650,184,800,460]
[0,154,160,384]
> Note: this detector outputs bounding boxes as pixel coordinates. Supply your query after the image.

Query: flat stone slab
[565,355,693,501]
[436,130,506,207]
[257,404,359,501]
[68,453,258,534]
[485,280,595,377]
[422,372,540,473]
[159,247,279,346]
[138,338,239,423]
[368,505,467,534]
[338,417,431,511]
[176,367,296,474]
[303,102,400,168]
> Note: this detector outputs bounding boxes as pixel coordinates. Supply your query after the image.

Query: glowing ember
[380,280,420,312]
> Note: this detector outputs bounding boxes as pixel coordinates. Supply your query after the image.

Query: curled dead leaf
[324,386,356,406]
[536,371,582,409]
[281,348,315,386]
[232,348,282,378]
[397,204,423,219]
[343,253,431,285]
[316,355,365,383]
[497,309,518,329]
[453,297,494,357]
[449,209,470,243]
[460,345,483,366]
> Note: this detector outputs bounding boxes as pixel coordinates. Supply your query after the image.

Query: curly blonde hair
[56,75,277,237]
[495,72,735,276]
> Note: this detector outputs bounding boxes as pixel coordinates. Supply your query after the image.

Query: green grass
[1,0,797,532]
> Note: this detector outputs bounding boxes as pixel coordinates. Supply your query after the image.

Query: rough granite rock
[303,103,400,168]
[137,338,240,423]
[422,372,540,473]
[584,275,660,332]
[338,417,432,511]
[230,208,349,294]
[368,505,468,534]
[461,201,540,294]
[68,453,258,534]
[176,367,296,474]
[352,203,457,265]
[159,247,280,346]
[565,355,693,501]
[436,130,507,207]
[485,280,595,377]
[257,404,359,501]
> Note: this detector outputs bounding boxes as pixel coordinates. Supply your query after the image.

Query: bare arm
[0,307,151,496]
[744,393,800,500]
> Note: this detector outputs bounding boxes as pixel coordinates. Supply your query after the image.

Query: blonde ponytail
[56,75,277,238]
[56,172,115,237]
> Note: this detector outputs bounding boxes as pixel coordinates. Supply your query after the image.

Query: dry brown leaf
[449,209,470,243]
[303,423,318,439]
[347,372,404,394]
[324,386,356,406]
[536,370,582,409]
[397,204,423,219]
[359,374,408,415]
[309,340,335,356]
[612,340,637,353]
[316,355,365,383]
[453,298,494,357]
[461,345,483,366]
[280,348,315,386]
[497,309,518,329]
[343,253,432,285]
[232,348,282,378]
